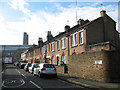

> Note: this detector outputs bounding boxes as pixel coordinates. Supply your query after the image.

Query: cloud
[9,0,31,17]
[0,1,118,45]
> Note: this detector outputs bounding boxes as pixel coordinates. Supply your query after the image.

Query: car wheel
[54,74,57,78]
[38,72,41,78]
[33,72,35,76]
[31,71,33,74]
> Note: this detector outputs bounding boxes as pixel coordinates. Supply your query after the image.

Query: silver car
[33,63,57,78]
[29,63,38,74]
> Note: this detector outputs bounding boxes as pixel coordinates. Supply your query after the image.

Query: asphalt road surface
[2,64,87,90]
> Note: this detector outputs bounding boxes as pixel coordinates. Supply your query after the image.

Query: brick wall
[56,66,65,74]
[41,37,69,65]
[86,18,104,45]
[68,51,120,82]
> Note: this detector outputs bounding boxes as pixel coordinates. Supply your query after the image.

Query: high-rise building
[23,32,28,45]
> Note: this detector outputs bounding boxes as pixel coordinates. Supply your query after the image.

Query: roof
[29,11,116,51]
[41,17,103,45]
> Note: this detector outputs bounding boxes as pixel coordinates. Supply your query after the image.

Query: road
[2,64,86,89]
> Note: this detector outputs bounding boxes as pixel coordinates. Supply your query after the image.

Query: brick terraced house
[25,10,119,66]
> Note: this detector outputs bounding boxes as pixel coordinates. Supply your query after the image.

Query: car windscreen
[33,64,38,67]
[21,63,26,65]
[43,64,55,68]
[28,63,31,66]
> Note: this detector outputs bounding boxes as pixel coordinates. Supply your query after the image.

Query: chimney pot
[38,37,43,46]
[100,10,106,17]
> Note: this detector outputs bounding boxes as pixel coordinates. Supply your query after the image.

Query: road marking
[30,81,43,90]
[2,78,25,88]
[21,74,27,78]
[17,71,21,74]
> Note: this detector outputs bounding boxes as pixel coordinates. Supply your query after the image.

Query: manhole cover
[2,78,25,88]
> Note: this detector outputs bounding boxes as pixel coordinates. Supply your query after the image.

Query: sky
[0,0,119,45]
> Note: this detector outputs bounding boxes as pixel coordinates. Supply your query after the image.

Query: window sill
[61,48,66,50]
[71,44,78,48]
[52,51,55,52]
[79,43,84,46]
[57,49,60,51]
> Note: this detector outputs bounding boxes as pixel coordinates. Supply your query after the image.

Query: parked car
[33,63,57,78]
[24,63,32,72]
[29,63,39,74]
[19,62,27,69]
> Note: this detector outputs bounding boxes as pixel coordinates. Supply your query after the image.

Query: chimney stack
[64,25,70,31]
[38,37,43,46]
[77,19,89,26]
[100,10,106,17]
[47,31,53,41]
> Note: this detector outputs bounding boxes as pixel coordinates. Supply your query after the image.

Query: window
[44,64,55,68]
[52,42,55,52]
[79,31,83,44]
[71,35,74,46]
[61,38,66,49]
[71,33,77,46]
[57,40,60,50]
[45,45,47,53]
[52,56,54,64]
[40,58,41,63]
[43,46,45,54]
[61,55,66,64]
[75,34,77,45]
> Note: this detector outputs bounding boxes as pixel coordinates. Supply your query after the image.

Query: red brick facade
[26,11,119,66]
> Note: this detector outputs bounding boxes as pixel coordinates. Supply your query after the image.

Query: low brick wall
[68,51,120,82]
[55,66,65,74]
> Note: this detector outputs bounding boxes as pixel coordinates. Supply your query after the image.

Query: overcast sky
[0,0,119,45]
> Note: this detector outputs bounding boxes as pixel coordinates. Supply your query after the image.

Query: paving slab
[57,73,120,89]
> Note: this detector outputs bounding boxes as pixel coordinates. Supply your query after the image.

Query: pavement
[57,73,120,89]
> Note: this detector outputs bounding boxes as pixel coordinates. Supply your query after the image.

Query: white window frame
[61,38,66,49]
[57,40,60,50]
[71,32,77,47]
[43,46,45,54]
[79,30,84,45]
[75,33,77,45]
[52,42,55,52]
[52,56,55,64]
[61,55,66,64]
